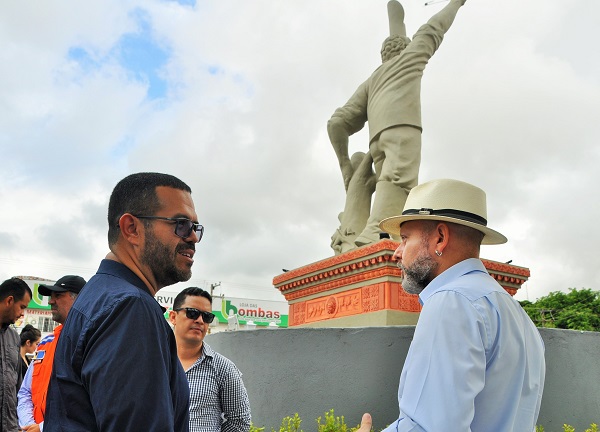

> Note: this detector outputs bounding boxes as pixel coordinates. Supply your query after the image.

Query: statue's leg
[354,126,421,247]
[331,152,376,254]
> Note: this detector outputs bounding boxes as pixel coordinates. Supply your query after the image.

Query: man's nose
[392,244,403,262]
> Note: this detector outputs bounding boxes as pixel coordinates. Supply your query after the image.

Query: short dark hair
[173,287,212,310]
[107,172,192,245]
[0,277,33,302]
[20,324,41,346]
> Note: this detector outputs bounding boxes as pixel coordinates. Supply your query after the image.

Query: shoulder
[4,325,19,342]
[204,344,240,373]
[37,333,56,347]
[75,273,160,319]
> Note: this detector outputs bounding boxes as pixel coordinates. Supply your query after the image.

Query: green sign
[27,283,50,310]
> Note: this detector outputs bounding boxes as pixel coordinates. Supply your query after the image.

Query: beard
[141,228,193,288]
[399,249,438,295]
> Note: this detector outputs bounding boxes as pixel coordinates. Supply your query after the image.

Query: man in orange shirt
[17,275,86,432]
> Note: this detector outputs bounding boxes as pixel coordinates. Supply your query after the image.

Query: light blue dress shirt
[384,258,545,432]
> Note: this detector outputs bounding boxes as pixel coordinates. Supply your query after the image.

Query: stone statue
[328,0,467,253]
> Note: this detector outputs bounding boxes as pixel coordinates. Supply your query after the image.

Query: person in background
[0,277,32,431]
[17,275,86,432]
[44,172,202,432]
[170,287,251,432]
[19,325,41,379]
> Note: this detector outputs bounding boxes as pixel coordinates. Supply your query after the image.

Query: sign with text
[155,293,288,327]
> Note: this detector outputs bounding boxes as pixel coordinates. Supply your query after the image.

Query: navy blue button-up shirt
[44,259,189,432]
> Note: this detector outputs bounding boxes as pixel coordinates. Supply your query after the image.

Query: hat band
[402,208,488,226]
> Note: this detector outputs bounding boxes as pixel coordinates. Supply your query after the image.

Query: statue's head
[381,35,411,62]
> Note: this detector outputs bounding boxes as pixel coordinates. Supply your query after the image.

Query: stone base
[273,239,530,328]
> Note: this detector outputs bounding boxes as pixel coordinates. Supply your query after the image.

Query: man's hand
[355,413,373,432]
[22,424,41,432]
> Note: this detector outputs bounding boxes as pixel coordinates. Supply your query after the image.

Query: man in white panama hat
[355,179,546,432]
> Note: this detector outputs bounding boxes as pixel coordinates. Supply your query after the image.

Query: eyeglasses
[134,216,204,243]
[174,307,215,323]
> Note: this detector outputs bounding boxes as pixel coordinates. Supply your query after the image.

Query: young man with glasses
[44,172,203,432]
[170,287,251,432]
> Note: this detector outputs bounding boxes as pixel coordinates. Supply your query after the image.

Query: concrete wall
[206,327,600,431]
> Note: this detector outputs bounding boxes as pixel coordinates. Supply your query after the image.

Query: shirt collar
[192,342,215,368]
[97,259,154,297]
[418,258,488,305]
[201,342,215,359]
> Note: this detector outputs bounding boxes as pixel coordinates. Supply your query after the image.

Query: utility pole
[209,281,221,297]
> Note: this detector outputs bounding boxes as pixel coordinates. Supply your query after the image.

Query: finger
[360,413,372,431]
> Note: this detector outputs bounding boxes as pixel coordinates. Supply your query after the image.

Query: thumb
[359,413,372,431]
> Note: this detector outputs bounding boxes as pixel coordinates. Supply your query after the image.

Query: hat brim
[379,214,507,245]
[38,284,68,297]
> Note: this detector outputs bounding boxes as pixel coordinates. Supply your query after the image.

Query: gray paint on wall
[206,327,599,431]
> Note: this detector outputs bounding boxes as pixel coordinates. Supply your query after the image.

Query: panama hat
[379,179,507,245]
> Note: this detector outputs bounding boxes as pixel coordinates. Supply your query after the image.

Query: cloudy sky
[1,0,598,303]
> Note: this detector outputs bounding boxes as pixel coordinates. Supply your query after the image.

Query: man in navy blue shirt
[45,172,204,432]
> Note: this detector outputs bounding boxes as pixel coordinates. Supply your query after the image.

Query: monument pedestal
[273,239,530,328]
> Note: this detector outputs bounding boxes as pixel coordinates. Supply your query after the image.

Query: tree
[519,288,600,332]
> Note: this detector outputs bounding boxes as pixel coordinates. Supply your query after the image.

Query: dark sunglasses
[133,216,204,243]
[174,307,215,323]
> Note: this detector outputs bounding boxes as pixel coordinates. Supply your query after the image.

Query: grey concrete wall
[206,327,600,431]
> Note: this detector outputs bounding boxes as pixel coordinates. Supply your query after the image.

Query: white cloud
[1,0,598,302]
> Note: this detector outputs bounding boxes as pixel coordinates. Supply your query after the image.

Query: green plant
[273,413,303,432]
[316,409,353,432]
[520,288,600,331]
[249,424,265,432]
[537,424,600,432]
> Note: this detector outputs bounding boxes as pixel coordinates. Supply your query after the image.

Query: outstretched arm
[426,0,466,35]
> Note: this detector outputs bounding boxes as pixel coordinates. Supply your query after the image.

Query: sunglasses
[174,307,215,323]
[133,216,204,243]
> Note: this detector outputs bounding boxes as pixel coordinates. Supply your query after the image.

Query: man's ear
[435,222,450,254]
[168,310,177,326]
[4,295,14,307]
[118,214,143,246]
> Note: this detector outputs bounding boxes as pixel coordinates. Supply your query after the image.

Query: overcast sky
[1,0,598,303]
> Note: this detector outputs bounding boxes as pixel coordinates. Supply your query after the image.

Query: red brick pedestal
[273,239,530,328]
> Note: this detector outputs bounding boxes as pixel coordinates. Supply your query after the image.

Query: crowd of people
[0,173,251,432]
[0,172,546,432]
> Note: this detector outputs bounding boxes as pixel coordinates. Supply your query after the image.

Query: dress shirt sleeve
[80,297,185,432]
[17,362,36,427]
[393,290,488,431]
[220,363,251,432]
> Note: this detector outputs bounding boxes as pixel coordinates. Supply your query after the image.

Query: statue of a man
[328,0,467,250]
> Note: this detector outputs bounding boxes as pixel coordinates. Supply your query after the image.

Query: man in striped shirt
[170,287,251,432]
